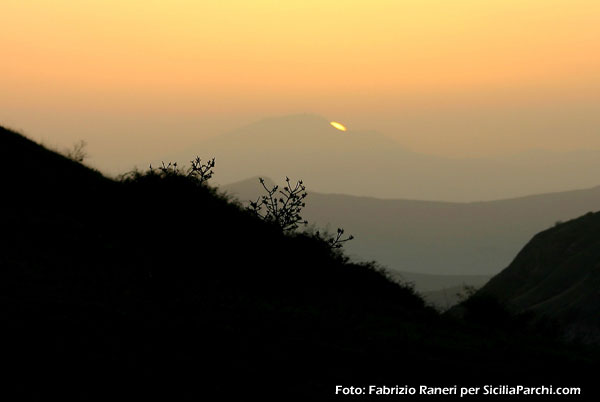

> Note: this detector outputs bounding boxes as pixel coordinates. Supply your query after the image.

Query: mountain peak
[221,113,348,144]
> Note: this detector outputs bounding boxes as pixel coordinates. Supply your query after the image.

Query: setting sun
[330,121,347,132]
[1,1,599,159]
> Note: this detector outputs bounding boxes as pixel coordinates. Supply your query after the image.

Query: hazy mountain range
[224,177,600,274]
[224,177,600,306]
[165,114,600,202]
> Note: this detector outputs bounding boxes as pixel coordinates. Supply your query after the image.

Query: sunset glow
[330,122,347,132]
[1,1,599,166]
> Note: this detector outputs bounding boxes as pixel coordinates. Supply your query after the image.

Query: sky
[1,0,599,170]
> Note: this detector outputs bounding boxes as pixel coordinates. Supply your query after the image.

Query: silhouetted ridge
[474,211,600,344]
[2,125,597,400]
[1,125,109,194]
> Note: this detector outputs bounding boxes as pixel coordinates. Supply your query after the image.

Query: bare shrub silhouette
[64,140,88,162]
[126,157,216,185]
[188,157,216,182]
[248,177,308,231]
[248,177,355,248]
[316,227,354,249]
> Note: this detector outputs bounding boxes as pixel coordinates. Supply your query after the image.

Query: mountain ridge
[224,176,600,279]
[160,113,600,202]
[472,210,600,344]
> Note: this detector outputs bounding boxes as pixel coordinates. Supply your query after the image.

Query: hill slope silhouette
[1,125,598,400]
[473,211,600,344]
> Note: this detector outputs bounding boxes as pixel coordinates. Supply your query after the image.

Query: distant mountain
[170,113,600,202]
[473,211,600,344]
[224,177,600,279]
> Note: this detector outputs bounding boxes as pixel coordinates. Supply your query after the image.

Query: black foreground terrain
[1,125,598,401]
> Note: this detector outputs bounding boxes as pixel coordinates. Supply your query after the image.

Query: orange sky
[1,0,599,168]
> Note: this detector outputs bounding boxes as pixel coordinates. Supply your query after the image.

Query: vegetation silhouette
[248,176,355,249]
[63,139,88,163]
[1,125,598,401]
[249,176,309,231]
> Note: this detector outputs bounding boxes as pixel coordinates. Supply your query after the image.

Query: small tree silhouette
[248,177,308,231]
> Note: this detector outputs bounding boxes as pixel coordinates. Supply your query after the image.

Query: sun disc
[330,121,347,131]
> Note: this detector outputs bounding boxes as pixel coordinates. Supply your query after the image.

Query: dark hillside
[474,211,600,344]
[1,125,109,194]
[1,126,598,400]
